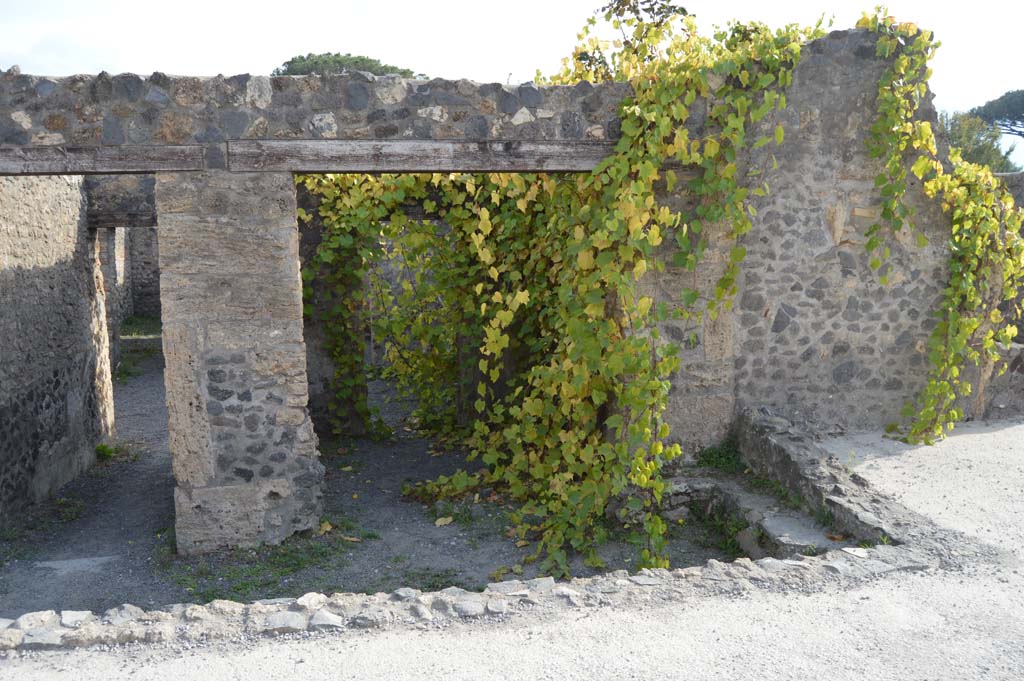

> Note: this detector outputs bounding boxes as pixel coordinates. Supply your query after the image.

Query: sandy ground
[4,417,1023,679]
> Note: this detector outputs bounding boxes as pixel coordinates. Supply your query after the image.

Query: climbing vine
[859,8,1024,443]
[299,10,823,576]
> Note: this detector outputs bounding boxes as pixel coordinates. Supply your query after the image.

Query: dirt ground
[0,345,725,618]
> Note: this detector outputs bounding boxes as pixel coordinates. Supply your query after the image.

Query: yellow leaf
[633,258,647,279]
[338,465,353,472]
[341,535,362,543]
[352,493,358,500]
[489,266,500,281]
[435,516,454,527]
[578,249,595,270]
[317,521,333,536]
[515,540,530,548]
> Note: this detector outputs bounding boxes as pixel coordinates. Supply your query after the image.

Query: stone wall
[0,175,114,520]
[0,68,628,153]
[129,226,160,317]
[729,30,951,433]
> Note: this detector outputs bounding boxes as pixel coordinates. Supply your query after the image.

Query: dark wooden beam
[228,139,616,173]
[86,211,157,230]
[0,146,205,175]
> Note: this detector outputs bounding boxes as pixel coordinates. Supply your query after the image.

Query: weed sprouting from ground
[695,436,746,475]
[121,315,162,338]
[114,346,159,384]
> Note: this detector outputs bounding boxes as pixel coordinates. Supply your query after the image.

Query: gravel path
[0,351,181,617]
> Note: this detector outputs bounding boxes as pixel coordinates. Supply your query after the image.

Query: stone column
[155,170,323,555]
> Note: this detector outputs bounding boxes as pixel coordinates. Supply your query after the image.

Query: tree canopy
[273,53,423,78]
[971,90,1024,138]
[940,112,1020,173]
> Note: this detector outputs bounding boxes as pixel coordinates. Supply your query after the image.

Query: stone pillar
[155,170,323,555]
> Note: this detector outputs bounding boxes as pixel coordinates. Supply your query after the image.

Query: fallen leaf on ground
[826,533,846,541]
[341,535,362,543]
[338,465,353,472]
[317,521,333,536]
[435,516,454,527]
[515,540,530,548]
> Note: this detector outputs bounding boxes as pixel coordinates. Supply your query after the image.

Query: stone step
[666,472,851,559]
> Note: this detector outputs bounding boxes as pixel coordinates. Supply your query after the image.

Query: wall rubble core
[155,170,323,554]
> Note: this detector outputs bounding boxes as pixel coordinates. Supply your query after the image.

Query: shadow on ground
[0,343,726,617]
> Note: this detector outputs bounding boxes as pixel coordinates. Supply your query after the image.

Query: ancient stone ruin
[1,29,1022,555]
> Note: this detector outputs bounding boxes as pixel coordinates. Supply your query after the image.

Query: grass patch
[114,346,159,384]
[157,514,378,603]
[748,476,805,511]
[430,499,476,529]
[53,497,85,523]
[693,509,749,560]
[697,436,810,513]
[696,436,746,474]
[95,441,142,464]
[121,315,162,337]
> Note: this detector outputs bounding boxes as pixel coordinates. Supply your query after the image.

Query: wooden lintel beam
[0,145,205,175]
[86,212,157,230]
[228,139,616,173]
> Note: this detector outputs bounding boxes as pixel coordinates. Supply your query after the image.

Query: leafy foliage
[940,112,1020,173]
[274,53,423,78]
[859,9,1024,443]
[972,89,1024,139]
[302,9,821,576]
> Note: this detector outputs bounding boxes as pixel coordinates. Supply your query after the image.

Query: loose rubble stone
[0,629,25,650]
[104,604,146,626]
[390,587,421,602]
[20,628,67,650]
[262,610,308,635]
[309,609,346,631]
[486,600,510,615]
[295,592,329,611]
[453,599,486,618]
[13,610,59,630]
[349,608,392,629]
[59,610,95,628]
[409,603,433,621]
[525,577,555,592]
[628,575,663,586]
[207,600,245,617]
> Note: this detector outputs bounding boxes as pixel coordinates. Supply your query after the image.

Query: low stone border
[0,407,999,655]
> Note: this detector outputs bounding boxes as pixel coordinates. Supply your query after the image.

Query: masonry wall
[129,226,160,318]
[0,175,114,519]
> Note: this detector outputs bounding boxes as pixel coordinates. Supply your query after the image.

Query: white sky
[0,0,1020,162]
